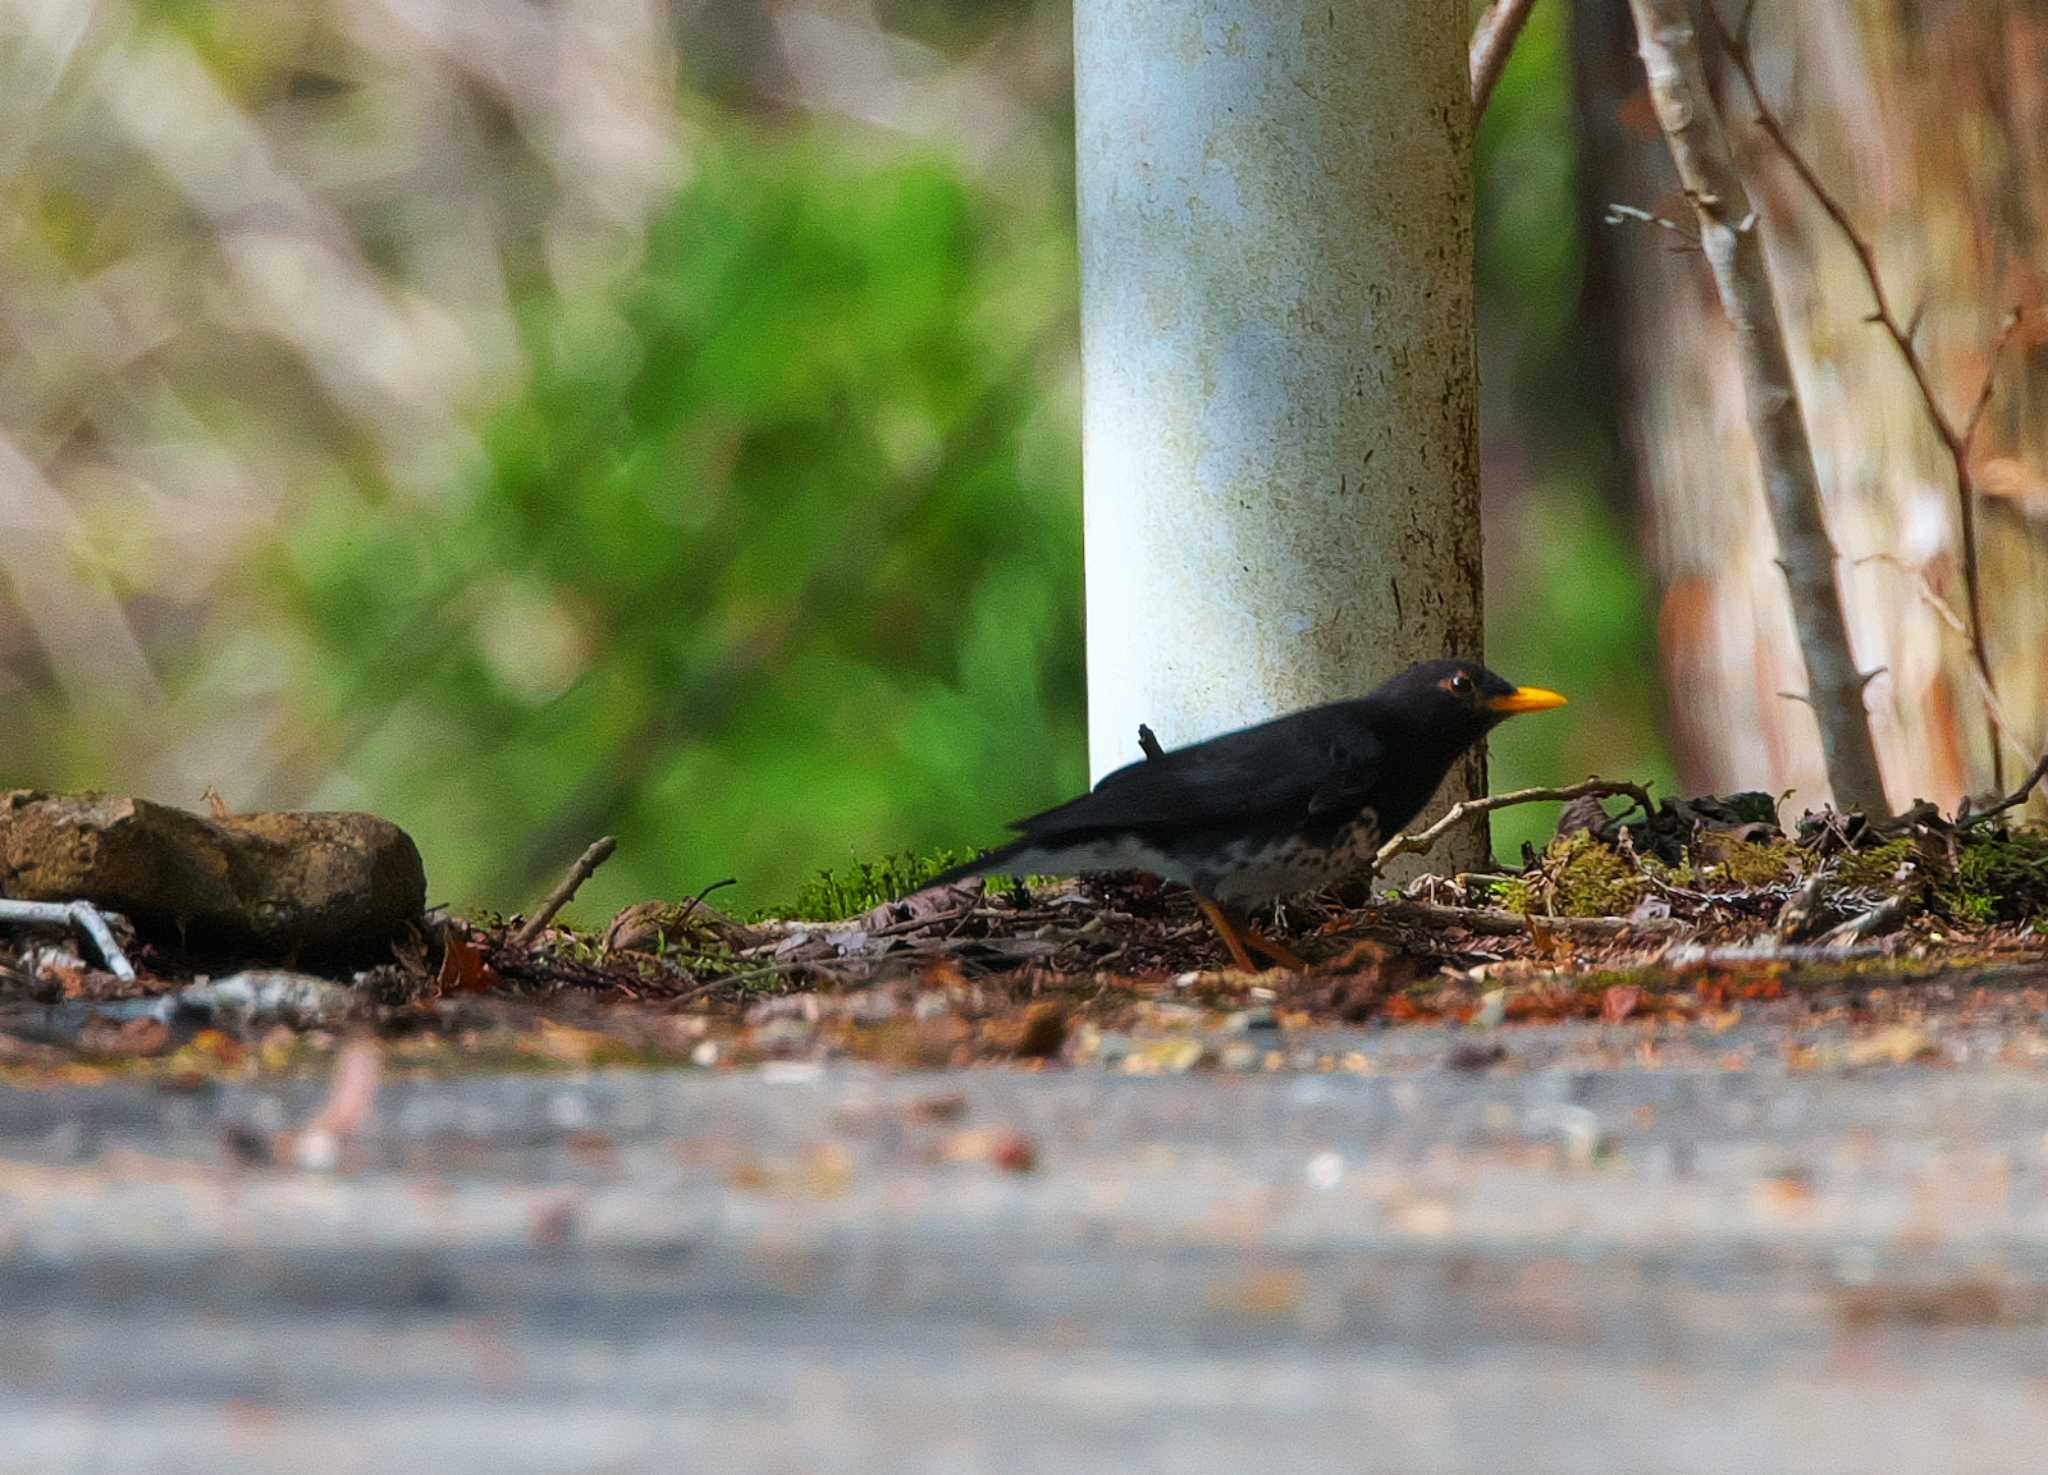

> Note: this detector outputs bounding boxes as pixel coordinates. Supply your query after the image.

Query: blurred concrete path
[5,1014,2048,1474]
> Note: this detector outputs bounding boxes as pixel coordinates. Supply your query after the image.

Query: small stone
[1223,1007,1279,1033]
[0,790,424,962]
[1219,1042,1262,1071]
[754,1018,815,1053]
[1123,1037,1206,1074]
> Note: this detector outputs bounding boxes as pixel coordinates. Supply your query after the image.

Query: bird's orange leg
[1195,896,1311,972]
[1243,923,1310,972]
[1194,895,1259,972]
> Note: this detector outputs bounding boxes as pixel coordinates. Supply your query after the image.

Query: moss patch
[1697,835,1800,888]
[1935,828,2048,925]
[1498,833,1650,917]
[766,849,1023,922]
[1833,839,1915,890]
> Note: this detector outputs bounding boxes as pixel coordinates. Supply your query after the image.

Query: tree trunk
[1577,0,2048,817]
[1073,0,1486,870]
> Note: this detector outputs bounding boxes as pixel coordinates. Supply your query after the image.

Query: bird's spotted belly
[1204,813,1381,905]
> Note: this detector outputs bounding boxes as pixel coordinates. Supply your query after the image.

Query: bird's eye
[1448,671,1474,696]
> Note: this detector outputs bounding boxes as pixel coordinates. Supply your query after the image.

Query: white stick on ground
[0,899,139,981]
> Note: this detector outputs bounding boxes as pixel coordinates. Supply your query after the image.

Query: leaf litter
[0,786,2043,1088]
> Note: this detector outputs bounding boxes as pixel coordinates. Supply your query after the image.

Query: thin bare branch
[1373,778,1655,872]
[1709,2,2015,791]
[1958,750,2048,831]
[511,836,618,948]
[1470,0,1541,121]
[1626,0,1890,817]
[1856,553,2028,763]
[1964,310,2026,446]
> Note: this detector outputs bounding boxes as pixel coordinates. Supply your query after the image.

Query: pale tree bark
[1074,0,1486,872]
[1622,0,1890,817]
[1579,0,2048,819]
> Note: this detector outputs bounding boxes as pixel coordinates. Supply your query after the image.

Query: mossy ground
[763,849,1049,922]
[1936,828,2048,925]
[1495,823,2047,929]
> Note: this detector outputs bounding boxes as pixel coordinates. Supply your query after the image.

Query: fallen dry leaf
[942,1127,1038,1173]
[436,927,501,995]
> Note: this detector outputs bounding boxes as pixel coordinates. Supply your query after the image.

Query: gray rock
[0,790,425,960]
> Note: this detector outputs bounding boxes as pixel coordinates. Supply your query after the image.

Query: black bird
[926,659,1566,971]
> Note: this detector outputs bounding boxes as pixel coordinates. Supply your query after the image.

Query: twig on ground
[1627,0,1890,818]
[1373,778,1655,872]
[1710,2,2020,791]
[1365,898,1686,938]
[0,899,138,982]
[1959,751,2048,831]
[511,836,617,948]
[864,907,976,940]
[672,876,738,931]
[1470,0,1541,120]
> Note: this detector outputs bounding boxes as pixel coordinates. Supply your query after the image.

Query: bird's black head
[1363,659,1568,751]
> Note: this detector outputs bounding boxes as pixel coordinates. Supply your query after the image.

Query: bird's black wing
[1010,704,1385,838]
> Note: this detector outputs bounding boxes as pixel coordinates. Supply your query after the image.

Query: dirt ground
[3,791,2046,1472]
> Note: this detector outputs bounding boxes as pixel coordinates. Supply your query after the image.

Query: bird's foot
[1196,897,1311,973]
[1243,925,1310,972]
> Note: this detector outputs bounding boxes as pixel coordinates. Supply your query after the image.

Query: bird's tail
[917,837,1034,895]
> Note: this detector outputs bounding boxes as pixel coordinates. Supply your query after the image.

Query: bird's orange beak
[1485,685,1569,715]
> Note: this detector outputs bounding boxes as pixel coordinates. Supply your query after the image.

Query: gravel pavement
[5,1010,2048,1474]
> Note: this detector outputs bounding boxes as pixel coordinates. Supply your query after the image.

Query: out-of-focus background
[2,0,2040,917]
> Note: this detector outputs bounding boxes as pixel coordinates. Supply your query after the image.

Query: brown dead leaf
[1603,985,1642,1023]
[1841,1026,1939,1068]
[1752,1172,1815,1218]
[1007,1001,1070,1060]
[797,1141,855,1196]
[860,878,983,935]
[77,1015,172,1057]
[1834,1280,2012,1328]
[1207,1269,1305,1319]
[942,1127,1038,1173]
[436,927,501,995]
[902,1091,968,1125]
[532,1021,613,1066]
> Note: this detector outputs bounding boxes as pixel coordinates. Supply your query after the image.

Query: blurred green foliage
[5,0,1677,923]
[1476,0,1680,860]
[263,141,1085,916]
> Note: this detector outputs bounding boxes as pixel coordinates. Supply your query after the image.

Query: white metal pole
[1074,0,1484,865]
